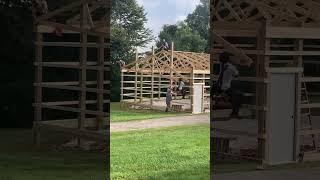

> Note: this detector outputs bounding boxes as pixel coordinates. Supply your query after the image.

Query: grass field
[0,129,106,180]
[2,127,320,179]
[111,125,210,180]
[111,103,189,122]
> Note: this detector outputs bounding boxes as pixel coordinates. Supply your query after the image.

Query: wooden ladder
[301,73,317,151]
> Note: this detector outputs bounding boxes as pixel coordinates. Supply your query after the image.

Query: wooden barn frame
[32,0,110,146]
[211,0,320,167]
[120,43,210,113]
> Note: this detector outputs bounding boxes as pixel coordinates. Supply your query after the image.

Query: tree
[157,22,206,53]
[110,0,153,101]
[185,0,210,52]
[0,1,34,127]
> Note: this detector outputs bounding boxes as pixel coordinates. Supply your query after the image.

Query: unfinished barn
[121,44,210,113]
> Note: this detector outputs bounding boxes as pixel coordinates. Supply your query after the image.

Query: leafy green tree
[111,0,153,101]
[157,22,206,53]
[185,0,210,52]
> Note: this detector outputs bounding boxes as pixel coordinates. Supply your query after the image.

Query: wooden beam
[222,0,241,21]
[265,51,320,56]
[78,4,87,133]
[96,36,104,130]
[35,41,109,48]
[151,46,155,107]
[86,4,94,29]
[134,49,138,109]
[140,72,143,103]
[170,42,174,86]
[36,0,96,22]
[266,26,320,39]
[34,32,43,147]
[212,30,253,66]
[38,21,108,37]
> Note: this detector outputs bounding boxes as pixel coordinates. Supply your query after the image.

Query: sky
[136,0,201,52]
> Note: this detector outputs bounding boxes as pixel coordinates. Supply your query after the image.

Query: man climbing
[166,86,173,112]
[177,78,186,99]
[161,39,170,51]
[215,52,242,119]
[117,60,126,69]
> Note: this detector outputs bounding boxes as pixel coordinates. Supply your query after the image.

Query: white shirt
[178,81,185,90]
[220,62,239,90]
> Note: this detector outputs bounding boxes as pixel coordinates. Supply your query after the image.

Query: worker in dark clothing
[215,52,242,119]
[166,86,173,112]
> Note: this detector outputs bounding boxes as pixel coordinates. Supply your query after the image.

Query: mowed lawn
[111,125,210,180]
[1,125,209,180]
[0,129,106,180]
[111,102,189,122]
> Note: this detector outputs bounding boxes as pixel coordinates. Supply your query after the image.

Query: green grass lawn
[111,125,210,180]
[2,127,320,179]
[111,102,190,122]
[1,125,210,180]
[0,129,106,180]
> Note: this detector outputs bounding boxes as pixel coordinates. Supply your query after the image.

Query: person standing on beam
[216,52,242,119]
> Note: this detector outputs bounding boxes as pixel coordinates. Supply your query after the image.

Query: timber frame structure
[121,43,210,113]
[32,0,110,146]
[211,0,320,167]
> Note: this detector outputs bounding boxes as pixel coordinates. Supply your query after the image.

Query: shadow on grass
[0,129,106,180]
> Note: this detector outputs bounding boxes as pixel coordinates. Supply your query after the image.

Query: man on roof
[161,39,169,51]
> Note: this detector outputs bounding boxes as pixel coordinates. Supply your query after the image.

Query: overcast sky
[136,0,200,52]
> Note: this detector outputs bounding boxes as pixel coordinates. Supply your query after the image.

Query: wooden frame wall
[211,20,320,167]
[33,0,110,146]
[121,44,210,113]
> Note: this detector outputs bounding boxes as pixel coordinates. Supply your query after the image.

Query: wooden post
[170,42,174,86]
[78,4,88,145]
[140,72,143,103]
[190,68,194,112]
[134,49,138,109]
[151,46,155,107]
[263,21,271,165]
[256,22,266,167]
[120,70,124,101]
[96,36,104,130]
[34,32,43,147]
[202,73,206,112]
[158,75,162,99]
[294,39,303,161]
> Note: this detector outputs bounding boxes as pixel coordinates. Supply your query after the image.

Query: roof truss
[212,0,320,25]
